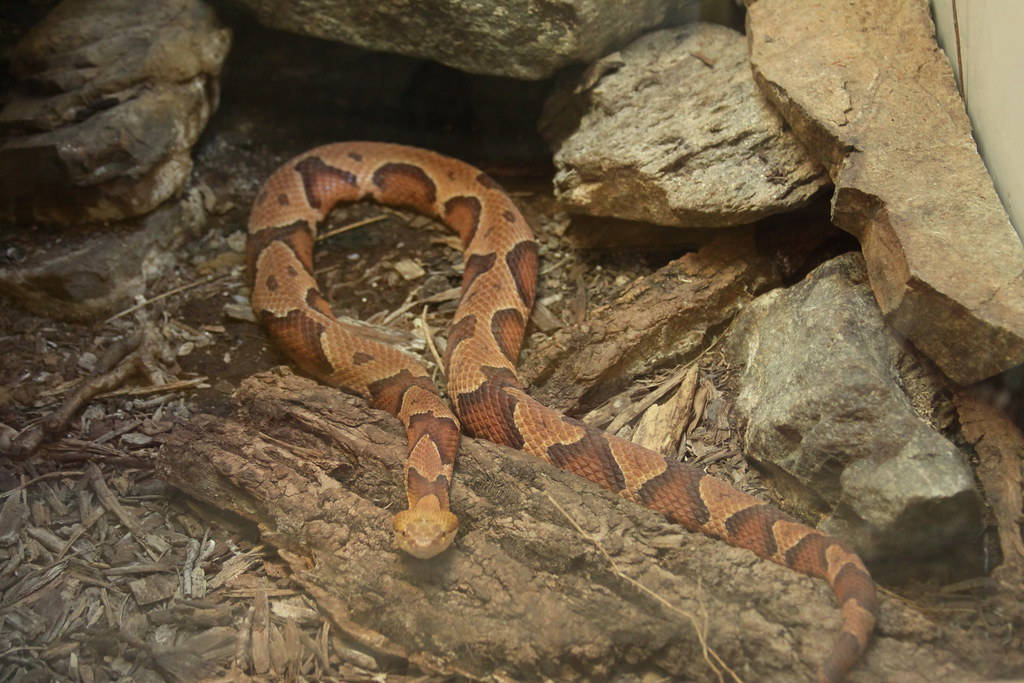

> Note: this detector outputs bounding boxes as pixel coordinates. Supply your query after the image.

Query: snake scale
[246,142,878,682]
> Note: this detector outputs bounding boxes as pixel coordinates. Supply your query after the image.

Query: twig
[5,342,145,459]
[94,376,209,400]
[380,287,460,326]
[419,305,445,377]
[316,215,389,241]
[539,253,573,276]
[3,321,195,459]
[0,470,85,499]
[544,492,742,683]
[104,275,229,324]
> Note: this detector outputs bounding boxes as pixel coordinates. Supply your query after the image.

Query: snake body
[247,142,878,682]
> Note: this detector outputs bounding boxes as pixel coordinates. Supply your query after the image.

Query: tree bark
[157,369,985,681]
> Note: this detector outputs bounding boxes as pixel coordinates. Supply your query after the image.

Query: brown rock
[0,0,231,224]
[542,23,829,228]
[744,0,1024,383]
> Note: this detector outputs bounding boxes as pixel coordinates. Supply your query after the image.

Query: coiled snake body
[247,142,877,682]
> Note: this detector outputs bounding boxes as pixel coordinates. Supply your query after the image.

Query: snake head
[393,495,459,559]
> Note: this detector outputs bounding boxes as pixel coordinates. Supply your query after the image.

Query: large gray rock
[0,0,231,224]
[744,0,1024,384]
[725,252,981,562]
[541,24,829,228]
[230,0,696,80]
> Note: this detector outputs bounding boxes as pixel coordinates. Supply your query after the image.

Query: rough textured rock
[540,23,829,228]
[0,190,207,320]
[954,388,1024,593]
[725,252,981,563]
[744,0,1024,384]
[230,0,697,80]
[0,0,231,224]
[156,369,984,681]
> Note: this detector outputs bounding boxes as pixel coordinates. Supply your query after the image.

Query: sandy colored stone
[744,0,1024,384]
[543,23,828,228]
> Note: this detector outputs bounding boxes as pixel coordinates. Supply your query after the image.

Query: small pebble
[393,258,426,280]
[226,230,247,253]
[77,351,98,372]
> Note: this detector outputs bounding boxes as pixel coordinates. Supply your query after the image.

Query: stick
[104,275,229,324]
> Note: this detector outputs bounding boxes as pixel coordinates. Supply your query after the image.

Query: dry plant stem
[104,275,229,324]
[40,439,150,466]
[543,491,742,683]
[316,214,389,241]
[94,377,209,400]
[419,305,445,377]
[380,286,460,326]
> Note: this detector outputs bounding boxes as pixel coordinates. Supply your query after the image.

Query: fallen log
[157,368,981,681]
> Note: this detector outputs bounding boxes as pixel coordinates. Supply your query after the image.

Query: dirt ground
[1,5,1022,682]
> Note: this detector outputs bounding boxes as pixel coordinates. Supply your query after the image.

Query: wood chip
[208,546,264,591]
[128,574,178,605]
[392,258,426,280]
[607,363,696,435]
[529,299,564,333]
[250,590,271,674]
[633,401,681,457]
[3,561,68,609]
[0,493,26,545]
[270,596,321,625]
[26,526,66,553]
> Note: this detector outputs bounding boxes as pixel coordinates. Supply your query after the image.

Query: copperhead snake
[247,142,878,682]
